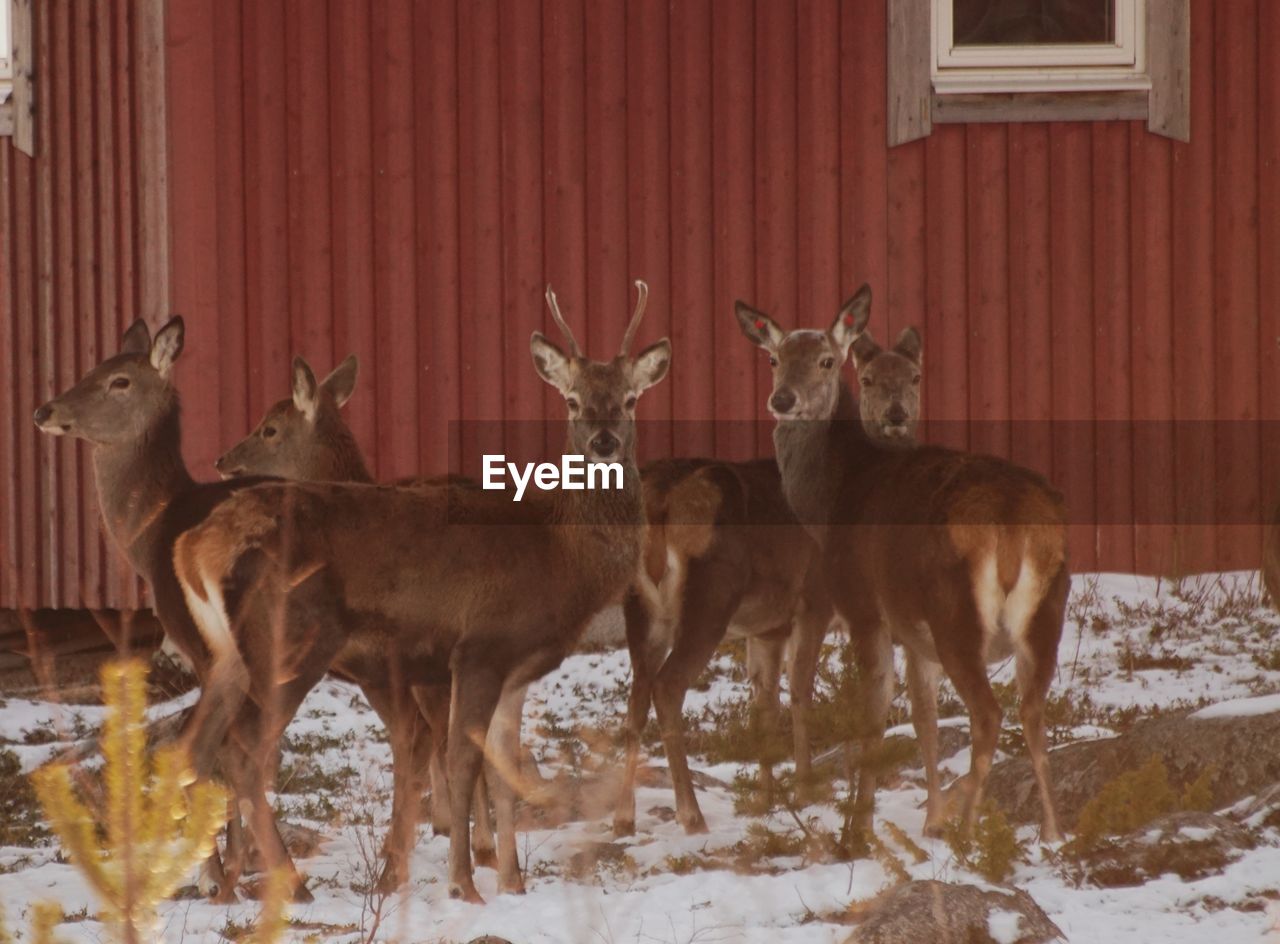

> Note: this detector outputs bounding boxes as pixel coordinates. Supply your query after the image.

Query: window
[886,0,1189,146]
[934,0,1148,93]
[0,0,11,92]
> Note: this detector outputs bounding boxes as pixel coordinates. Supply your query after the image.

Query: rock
[1068,811,1258,888]
[1231,782,1280,831]
[984,707,1280,829]
[845,880,1065,944]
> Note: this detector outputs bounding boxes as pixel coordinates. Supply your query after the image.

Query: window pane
[953,0,1115,46]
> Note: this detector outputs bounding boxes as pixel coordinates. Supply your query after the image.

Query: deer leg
[789,581,834,791]
[1016,566,1068,843]
[412,684,454,836]
[487,684,529,895]
[446,662,505,904]
[365,681,425,893]
[745,627,788,805]
[849,622,895,838]
[614,591,665,836]
[471,770,497,868]
[651,568,738,835]
[904,650,945,837]
[932,594,1003,838]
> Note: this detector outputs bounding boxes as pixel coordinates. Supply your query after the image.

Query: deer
[736,285,1068,844]
[169,281,670,903]
[612,324,924,838]
[214,354,495,890]
[31,317,296,901]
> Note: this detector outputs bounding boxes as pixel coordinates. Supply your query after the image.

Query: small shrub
[1069,755,1215,854]
[0,749,50,847]
[944,802,1027,883]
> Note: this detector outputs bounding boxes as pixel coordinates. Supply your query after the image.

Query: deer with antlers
[737,286,1068,842]
[613,324,925,837]
[170,282,670,902]
[214,354,496,890]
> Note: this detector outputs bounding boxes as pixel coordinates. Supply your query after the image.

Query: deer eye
[624,395,637,411]
[566,397,580,413]
[912,375,921,385]
[768,355,778,368]
[819,357,835,370]
[262,425,278,439]
[860,377,873,387]
[109,376,131,391]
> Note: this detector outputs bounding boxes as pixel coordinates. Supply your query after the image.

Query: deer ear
[292,356,320,422]
[121,319,151,355]
[735,302,784,351]
[830,284,871,359]
[894,326,922,365]
[530,331,574,395]
[851,331,882,369]
[630,338,672,397]
[149,316,185,377]
[320,354,359,409]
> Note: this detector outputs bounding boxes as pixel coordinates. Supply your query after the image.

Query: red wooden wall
[3,0,1278,609]
[0,0,165,610]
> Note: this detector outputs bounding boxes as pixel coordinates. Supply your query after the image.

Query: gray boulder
[984,707,1280,829]
[845,880,1066,944]
[1069,811,1258,887]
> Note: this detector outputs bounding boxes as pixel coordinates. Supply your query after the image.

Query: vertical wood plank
[964,124,1010,459]
[625,0,671,458]
[1260,0,1280,539]
[0,145,17,603]
[415,0,462,474]
[1092,122,1134,573]
[669,0,714,457]
[328,0,378,465]
[1170,0,1216,573]
[371,0,418,478]
[47,0,71,605]
[1006,123,1054,484]
[922,127,967,450]
[886,0,931,146]
[1048,123,1097,571]
[711,0,756,459]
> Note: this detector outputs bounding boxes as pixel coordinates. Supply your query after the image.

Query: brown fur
[174,283,671,903]
[737,285,1068,843]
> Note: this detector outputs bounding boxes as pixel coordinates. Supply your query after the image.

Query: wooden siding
[2,0,1277,609]
[1,0,165,610]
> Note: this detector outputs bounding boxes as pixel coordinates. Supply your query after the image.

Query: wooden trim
[11,0,33,155]
[0,99,11,136]
[932,90,1149,125]
[1146,0,1190,141]
[887,0,931,147]
[136,0,169,319]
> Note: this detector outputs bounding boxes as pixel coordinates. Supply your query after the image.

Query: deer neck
[91,401,195,576]
[551,448,645,577]
[310,415,374,484]
[773,382,879,539]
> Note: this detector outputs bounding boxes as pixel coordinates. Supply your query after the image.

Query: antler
[544,284,582,358]
[619,279,649,357]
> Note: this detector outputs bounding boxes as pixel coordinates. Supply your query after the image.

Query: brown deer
[32,317,289,901]
[736,286,1068,843]
[171,282,670,902]
[613,325,924,838]
[215,354,495,890]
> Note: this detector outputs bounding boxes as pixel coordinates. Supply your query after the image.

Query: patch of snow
[987,908,1025,944]
[1190,693,1280,720]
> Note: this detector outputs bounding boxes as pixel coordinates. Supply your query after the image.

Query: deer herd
[33,281,1069,906]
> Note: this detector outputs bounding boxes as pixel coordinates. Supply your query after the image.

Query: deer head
[735,285,872,423]
[530,280,671,464]
[215,355,360,479]
[851,327,922,441]
[34,317,186,444]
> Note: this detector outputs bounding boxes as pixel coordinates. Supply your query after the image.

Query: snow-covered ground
[1,573,1278,942]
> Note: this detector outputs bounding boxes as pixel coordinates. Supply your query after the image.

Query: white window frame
[932,0,1151,94]
[0,0,12,98]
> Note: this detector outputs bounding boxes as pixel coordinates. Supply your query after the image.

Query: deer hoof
[448,881,484,905]
[612,818,636,838]
[290,881,315,905]
[680,817,709,836]
[499,877,526,896]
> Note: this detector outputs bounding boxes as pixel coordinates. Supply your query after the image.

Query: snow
[1,571,1278,942]
[986,909,1026,944]
[1191,693,1280,720]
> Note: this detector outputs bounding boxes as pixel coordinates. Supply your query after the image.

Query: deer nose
[589,431,620,458]
[886,402,908,426]
[770,389,797,415]
[33,404,53,427]
[213,454,228,473]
